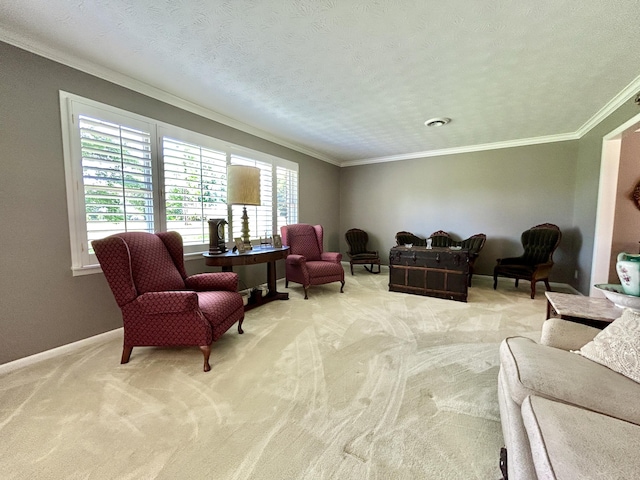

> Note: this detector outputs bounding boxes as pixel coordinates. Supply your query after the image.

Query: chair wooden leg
[285,279,289,288]
[530,281,536,299]
[304,286,309,299]
[121,345,133,364]
[544,279,552,292]
[515,279,519,288]
[493,275,498,290]
[238,318,244,334]
[350,263,354,275]
[199,345,212,372]
[363,263,381,274]
[340,281,345,293]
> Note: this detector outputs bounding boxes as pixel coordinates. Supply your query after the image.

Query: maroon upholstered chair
[92,231,245,372]
[280,224,345,299]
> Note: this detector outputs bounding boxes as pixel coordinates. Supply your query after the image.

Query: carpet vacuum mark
[0,271,554,479]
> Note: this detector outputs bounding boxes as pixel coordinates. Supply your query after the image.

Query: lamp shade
[227,165,261,206]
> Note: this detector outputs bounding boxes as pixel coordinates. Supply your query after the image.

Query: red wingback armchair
[280,224,345,299]
[92,231,245,372]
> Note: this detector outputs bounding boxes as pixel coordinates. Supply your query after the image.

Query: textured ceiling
[2,1,640,165]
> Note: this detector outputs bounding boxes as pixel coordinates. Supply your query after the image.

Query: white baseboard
[475,273,581,295]
[0,328,123,376]
[550,282,581,295]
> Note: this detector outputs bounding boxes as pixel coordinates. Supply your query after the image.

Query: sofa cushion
[500,336,640,425]
[522,395,640,480]
[577,308,640,383]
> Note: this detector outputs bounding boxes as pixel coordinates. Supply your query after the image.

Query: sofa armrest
[540,318,601,350]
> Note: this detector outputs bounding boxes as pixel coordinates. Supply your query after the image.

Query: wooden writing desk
[204,246,289,311]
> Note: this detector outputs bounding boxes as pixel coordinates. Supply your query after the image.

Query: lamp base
[241,206,252,250]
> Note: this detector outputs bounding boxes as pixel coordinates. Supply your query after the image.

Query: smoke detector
[424,117,451,127]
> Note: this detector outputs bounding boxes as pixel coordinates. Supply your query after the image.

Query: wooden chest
[389,246,470,302]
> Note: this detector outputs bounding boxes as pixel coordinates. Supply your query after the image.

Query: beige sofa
[498,315,640,479]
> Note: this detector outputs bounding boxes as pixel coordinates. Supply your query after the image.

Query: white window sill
[72,251,209,276]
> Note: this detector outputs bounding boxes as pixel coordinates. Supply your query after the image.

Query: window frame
[60,91,298,276]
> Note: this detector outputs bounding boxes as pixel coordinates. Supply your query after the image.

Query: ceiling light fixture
[424,117,451,127]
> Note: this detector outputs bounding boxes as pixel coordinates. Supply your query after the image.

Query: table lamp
[227,165,261,251]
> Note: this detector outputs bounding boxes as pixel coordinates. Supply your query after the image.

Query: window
[276,165,299,232]
[61,92,298,275]
[80,115,154,249]
[162,137,228,245]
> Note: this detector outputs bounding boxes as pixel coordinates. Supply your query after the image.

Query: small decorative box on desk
[389,246,470,302]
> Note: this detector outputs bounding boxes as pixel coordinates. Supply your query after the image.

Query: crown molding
[340,132,579,167]
[0,29,341,167]
[575,73,640,138]
[342,75,640,168]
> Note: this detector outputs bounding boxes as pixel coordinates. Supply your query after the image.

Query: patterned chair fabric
[92,231,245,372]
[345,228,381,275]
[280,224,345,299]
[493,223,562,299]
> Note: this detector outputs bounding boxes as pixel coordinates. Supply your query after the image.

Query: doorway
[590,112,640,295]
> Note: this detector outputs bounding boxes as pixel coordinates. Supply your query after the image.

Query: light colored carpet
[0,270,564,479]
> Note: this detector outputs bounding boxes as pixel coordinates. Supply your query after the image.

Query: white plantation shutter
[62,92,299,274]
[162,137,227,245]
[276,165,298,231]
[230,155,272,241]
[79,115,154,253]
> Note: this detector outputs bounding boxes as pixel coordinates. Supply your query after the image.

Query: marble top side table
[545,291,622,329]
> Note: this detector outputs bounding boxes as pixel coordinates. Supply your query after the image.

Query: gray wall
[340,142,579,284]
[0,42,340,364]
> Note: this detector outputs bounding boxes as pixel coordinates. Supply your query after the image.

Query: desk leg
[245,260,289,311]
[265,260,289,301]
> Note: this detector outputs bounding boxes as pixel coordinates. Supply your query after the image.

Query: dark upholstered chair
[493,223,562,299]
[395,231,426,246]
[344,228,381,275]
[429,230,452,248]
[92,231,245,372]
[460,233,487,286]
[281,224,345,299]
